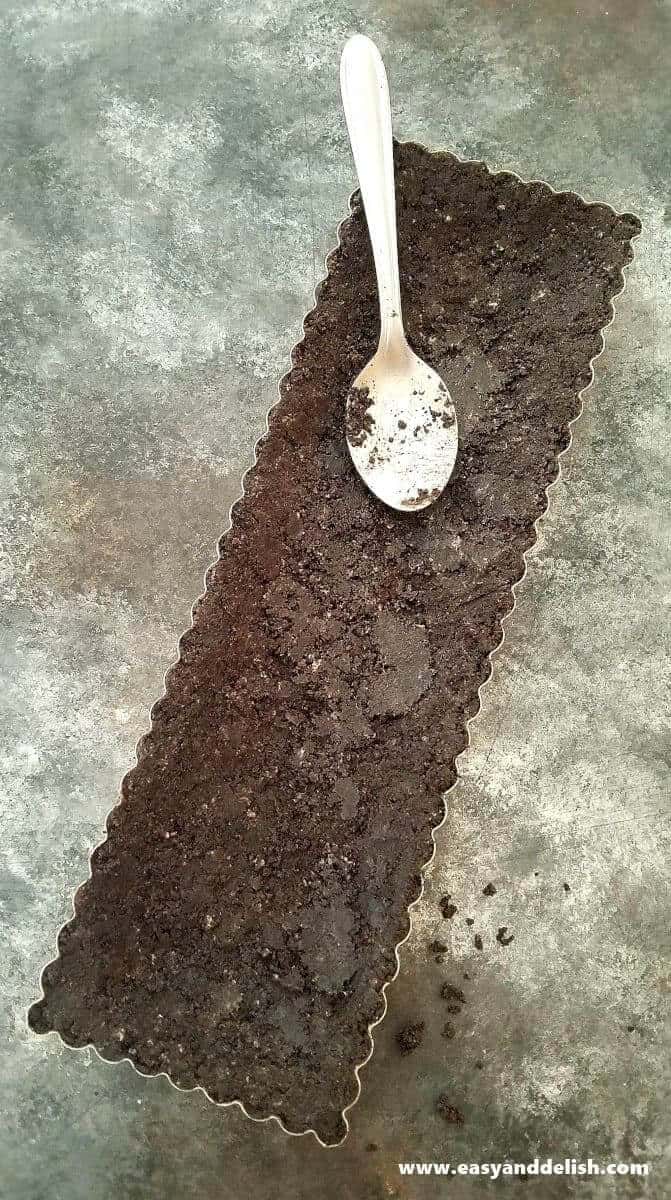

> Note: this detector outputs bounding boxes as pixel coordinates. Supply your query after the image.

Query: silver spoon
[340,34,458,512]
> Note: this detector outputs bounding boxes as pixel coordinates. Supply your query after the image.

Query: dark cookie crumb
[474,934,484,951]
[429,939,448,956]
[396,1021,425,1055]
[496,927,515,947]
[482,882,497,896]
[345,384,374,446]
[563,883,571,892]
[437,1095,465,1124]
[440,895,458,920]
[404,485,443,509]
[441,983,466,1014]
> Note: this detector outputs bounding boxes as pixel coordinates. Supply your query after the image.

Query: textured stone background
[1,1,669,1197]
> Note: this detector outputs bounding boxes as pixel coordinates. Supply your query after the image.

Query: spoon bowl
[346,340,458,512]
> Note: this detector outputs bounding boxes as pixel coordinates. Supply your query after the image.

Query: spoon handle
[340,35,404,354]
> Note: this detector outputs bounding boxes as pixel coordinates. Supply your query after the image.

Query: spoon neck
[378,310,410,362]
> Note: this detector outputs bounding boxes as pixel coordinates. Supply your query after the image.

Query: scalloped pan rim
[29,139,641,1148]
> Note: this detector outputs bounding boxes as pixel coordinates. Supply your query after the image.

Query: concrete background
[1,0,669,1196]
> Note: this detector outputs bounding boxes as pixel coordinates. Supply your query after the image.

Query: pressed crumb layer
[29,143,639,1144]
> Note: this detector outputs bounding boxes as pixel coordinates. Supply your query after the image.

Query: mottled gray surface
[1,0,669,1197]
